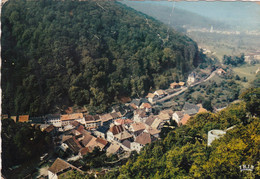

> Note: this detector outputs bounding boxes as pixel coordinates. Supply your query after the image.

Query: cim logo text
[239,165,254,172]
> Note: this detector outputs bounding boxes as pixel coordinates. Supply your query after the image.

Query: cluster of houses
[45,99,208,178]
[169,81,185,89]
[1,96,208,179]
[1,82,210,158]
[146,90,168,103]
[2,71,219,179]
[44,99,208,178]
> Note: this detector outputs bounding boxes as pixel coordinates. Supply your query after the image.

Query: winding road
[155,70,217,104]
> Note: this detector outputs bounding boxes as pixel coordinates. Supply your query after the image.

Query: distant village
[2,68,232,179]
[186,26,260,36]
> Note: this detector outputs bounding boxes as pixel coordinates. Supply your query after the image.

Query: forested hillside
[2,0,200,115]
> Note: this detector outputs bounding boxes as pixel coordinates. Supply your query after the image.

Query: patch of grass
[233,64,260,80]
[205,74,223,84]
[233,64,260,88]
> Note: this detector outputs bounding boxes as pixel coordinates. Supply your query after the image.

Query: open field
[188,32,260,61]
[233,64,260,88]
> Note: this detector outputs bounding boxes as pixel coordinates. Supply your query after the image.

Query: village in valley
[1,1,260,178]
[1,66,231,178]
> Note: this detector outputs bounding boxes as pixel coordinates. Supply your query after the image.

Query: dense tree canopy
[240,87,260,117]
[1,119,53,175]
[251,72,260,88]
[223,54,245,66]
[1,0,200,115]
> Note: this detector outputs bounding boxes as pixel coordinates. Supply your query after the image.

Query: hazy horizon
[124,1,260,31]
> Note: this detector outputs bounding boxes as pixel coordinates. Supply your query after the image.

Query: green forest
[1,119,53,176]
[223,54,245,66]
[1,0,201,115]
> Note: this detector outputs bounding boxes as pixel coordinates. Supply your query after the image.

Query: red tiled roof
[140,103,152,109]
[116,111,123,117]
[48,158,72,174]
[170,82,179,88]
[48,158,82,174]
[146,127,160,135]
[71,129,81,136]
[100,113,113,122]
[86,137,107,150]
[146,93,156,98]
[109,125,124,135]
[154,90,167,96]
[180,114,191,125]
[130,103,138,110]
[44,125,55,133]
[158,113,171,121]
[96,137,108,146]
[64,137,82,154]
[62,135,73,143]
[125,119,134,124]
[84,115,95,121]
[179,82,185,86]
[198,107,207,113]
[82,134,94,147]
[60,113,83,121]
[19,115,29,122]
[135,109,147,118]
[77,125,91,136]
[174,111,184,118]
[71,121,80,127]
[110,112,120,119]
[114,118,133,125]
[87,139,99,150]
[171,82,179,86]
[131,122,146,132]
[79,147,90,156]
[94,115,100,120]
[122,140,131,149]
[77,125,84,132]
[135,132,152,145]
[145,115,157,126]
[160,109,174,116]
[114,131,132,141]
[151,119,164,129]
[106,143,121,155]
